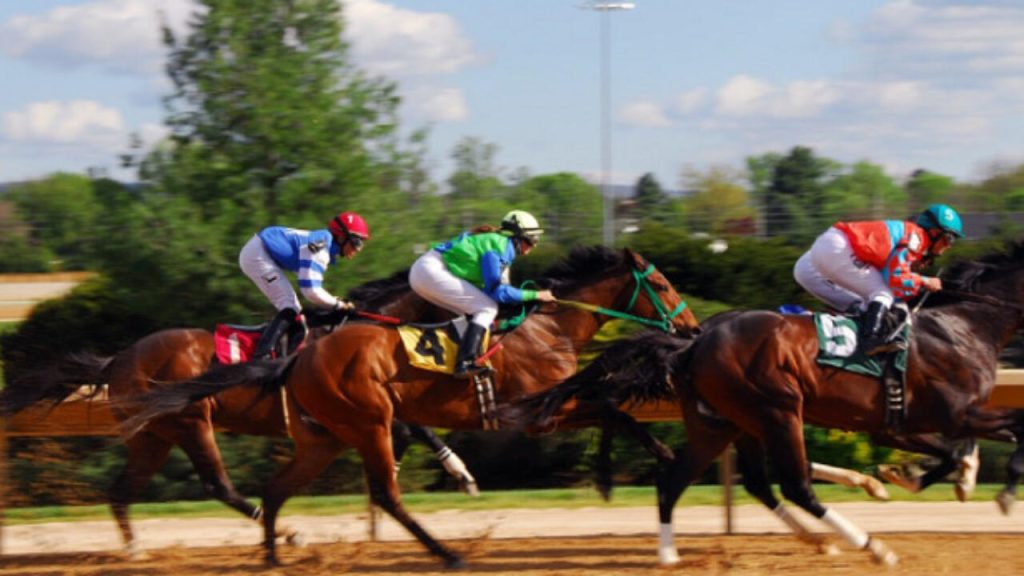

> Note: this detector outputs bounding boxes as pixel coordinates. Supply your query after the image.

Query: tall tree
[822,161,906,221]
[113,0,416,325]
[905,169,954,210]
[766,146,837,241]
[680,165,754,235]
[632,172,670,222]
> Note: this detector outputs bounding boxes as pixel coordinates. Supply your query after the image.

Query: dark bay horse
[120,246,700,567]
[512,245,1024,566]
[0,271,474,557]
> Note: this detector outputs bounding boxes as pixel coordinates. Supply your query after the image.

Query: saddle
[213,321,306,364]
[811,311,910,431]
[397,317,494,375]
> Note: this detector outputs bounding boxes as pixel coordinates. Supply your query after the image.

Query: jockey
[409,210,557,378]
[794,203,962,355]
[239,211,370,359]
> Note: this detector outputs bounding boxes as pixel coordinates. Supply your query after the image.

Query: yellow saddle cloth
[397,318,490,374]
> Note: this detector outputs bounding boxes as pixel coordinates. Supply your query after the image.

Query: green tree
[745,152,782,237]
[822,161,906,221]
[905,169,954,209]
[5,173,101,270]
[680,165,754,234]
[766,146,838,242]
[511,173,602,247]
[632,172,671,223]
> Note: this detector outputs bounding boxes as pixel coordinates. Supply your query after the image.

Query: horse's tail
[117,356,296,439]
[500,331,694,430]
[0,352,113,417]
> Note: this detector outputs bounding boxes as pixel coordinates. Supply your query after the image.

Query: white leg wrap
[658,523,680,565]
[821,508,869,549]
[956,443,980,502]
[811,462,858,488]
[438,447,469,479]
[773,503,810,535]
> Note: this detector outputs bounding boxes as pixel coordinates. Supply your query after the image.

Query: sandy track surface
[1,502,1022,575]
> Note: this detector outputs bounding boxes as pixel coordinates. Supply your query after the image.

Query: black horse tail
[117,356,296,439]
[501,330,695,430]
[0,352,113,417]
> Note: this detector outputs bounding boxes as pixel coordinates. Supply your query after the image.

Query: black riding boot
[252,308,297,360]
[453,323,488,379]
[860,301,903,356]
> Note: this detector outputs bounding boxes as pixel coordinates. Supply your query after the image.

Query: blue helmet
[915,203,963,238]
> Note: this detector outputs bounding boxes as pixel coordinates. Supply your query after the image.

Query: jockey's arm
[297,244,345,309]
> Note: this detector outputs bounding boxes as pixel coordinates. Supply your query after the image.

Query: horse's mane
[347,268,411,307]
[925,240,1024,308]
[536,245,628,293]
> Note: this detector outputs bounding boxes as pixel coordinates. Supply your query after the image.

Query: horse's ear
[624,247,645,268]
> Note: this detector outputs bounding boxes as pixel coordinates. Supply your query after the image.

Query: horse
[0,270,477,557]
[506,243,1024,566]
[118,245,700,567]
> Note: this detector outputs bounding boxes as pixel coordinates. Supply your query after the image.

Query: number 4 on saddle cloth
[397,317,493,375]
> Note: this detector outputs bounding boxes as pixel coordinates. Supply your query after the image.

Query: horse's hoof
[819,543,841,556]
[658,547,681,566]
[996,490,1016,515]
[444,555,466,569]
[597,483,613,503]
[867,538,899,567]
[877,464,920,493]
[461,479,480,497]
[285,531,306,547]
[124,543,151,561]
[862,477,891,501]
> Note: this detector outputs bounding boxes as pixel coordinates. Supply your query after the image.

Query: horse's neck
[921,302,1019,360]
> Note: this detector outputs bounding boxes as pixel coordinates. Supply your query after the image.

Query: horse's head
[540,246,699,336]
[620,248,700,336]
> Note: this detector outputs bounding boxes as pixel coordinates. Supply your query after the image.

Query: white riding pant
[239,235,301,312]
[409,250,498,329]
[793,227,895,313]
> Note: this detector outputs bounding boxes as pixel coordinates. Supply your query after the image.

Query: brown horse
[509,244,1024,566]
[0,270,474,557]
[120,246,700,567]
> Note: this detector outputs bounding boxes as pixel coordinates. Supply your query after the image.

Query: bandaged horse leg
[955,438,979,502]
[733,435,837,554]
[393,420,479,496]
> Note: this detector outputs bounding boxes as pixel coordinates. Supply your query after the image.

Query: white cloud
[3,100,126,147]
[861,0,1024,77]
[715,75,841,118]
[674,88,707,115]
[406,86,468,123]
[715,75,774,116]
[0,0,193,75]
[619,101,672,128]
[345,0,480,77]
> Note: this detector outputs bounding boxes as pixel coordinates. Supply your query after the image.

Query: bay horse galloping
[122,246,699,567]
[0,270,473,557]
[511,244,1024,566]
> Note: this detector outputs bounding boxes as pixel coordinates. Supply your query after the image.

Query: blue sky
[1,0,1023,189]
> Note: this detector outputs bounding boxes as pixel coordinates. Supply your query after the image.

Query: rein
[555,264,688,333]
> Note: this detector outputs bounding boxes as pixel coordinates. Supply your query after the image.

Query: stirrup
[863,339,907,356]
[453,360,486,379]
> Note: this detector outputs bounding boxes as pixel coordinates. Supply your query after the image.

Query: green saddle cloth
[813,313,908,377]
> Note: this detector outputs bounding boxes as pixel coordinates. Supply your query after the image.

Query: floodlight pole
[583,2,635,246]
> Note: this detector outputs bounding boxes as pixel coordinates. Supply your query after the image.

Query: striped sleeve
[297,244,340,308]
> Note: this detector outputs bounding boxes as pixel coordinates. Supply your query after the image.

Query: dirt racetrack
[1,502,1022,575]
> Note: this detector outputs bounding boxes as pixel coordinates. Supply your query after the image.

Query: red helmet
[328,211,370,240]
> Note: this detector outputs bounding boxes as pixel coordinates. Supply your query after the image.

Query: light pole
[582,1,635,246]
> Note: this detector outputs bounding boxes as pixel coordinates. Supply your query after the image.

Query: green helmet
[500,210,544,243]
[915,204,963,238]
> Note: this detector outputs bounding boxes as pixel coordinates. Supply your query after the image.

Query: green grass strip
[2,484,1008,526]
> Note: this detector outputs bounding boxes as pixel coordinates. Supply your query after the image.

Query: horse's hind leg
[735,435,838,554]
[359,423,464,568]
[109,431,173,559]
[260,433,344,565]
[404,422,479,497]
[765,415,898,566]
[998,438,1024,514]
[656,411,738,565]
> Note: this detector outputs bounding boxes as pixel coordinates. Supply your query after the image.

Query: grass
[3,484,1009,526]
